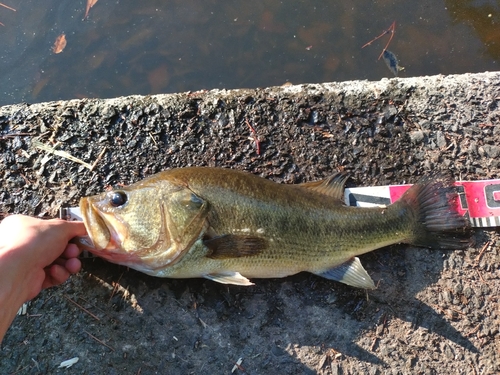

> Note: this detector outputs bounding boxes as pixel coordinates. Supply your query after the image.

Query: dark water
[0,0,498,106]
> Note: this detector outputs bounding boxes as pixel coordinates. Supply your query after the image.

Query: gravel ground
[0,72,499,374]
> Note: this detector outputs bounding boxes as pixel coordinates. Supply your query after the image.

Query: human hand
[0,215,87,302]
[0,214,87,341]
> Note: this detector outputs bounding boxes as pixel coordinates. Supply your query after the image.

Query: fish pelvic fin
[396,173,471,249]
[314,257,375,289]
[299,172,349,202]
[204,271,254,286]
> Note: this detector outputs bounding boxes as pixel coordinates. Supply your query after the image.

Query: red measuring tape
[345,179,500,228]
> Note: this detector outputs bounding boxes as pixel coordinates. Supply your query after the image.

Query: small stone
[410,131,425,144]
[481,145,500,158]
[436,131,446,148]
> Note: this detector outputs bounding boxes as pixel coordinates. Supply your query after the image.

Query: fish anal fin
[205,272,254,286]
[314,257,375,289]
[299,172,349,202]
[204,234,266,259]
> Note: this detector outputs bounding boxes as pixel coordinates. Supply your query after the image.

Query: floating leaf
[84,0,98,20]
[52,34,67,54]
[382,49,403,77]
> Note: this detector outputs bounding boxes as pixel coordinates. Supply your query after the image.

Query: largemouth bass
[79,167,470,289]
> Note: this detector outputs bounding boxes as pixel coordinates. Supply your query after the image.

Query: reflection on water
[0,0,498,106]
[445,0,500,59]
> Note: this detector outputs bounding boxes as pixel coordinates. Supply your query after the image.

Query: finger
[65,258,82,274]
[65,220,88,238]
[42,265,70,289]
[41,269,56,290]
[53,258,67,266]
[49,264,70,285]
[48,219,88,240]
[44,244,82,280]
[61,243,82,259]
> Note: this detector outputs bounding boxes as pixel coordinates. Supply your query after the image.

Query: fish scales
[166,168,416,253]
[79,167,470,289]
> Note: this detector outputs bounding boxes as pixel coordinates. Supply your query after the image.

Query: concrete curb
[0,72,499,374]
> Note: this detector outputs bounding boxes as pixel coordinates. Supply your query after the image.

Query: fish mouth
[79,197,143,265]
[79,197,111,251]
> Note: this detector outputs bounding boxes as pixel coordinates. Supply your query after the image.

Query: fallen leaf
[84,0,98,20]
[58,357,79,369]
[52,34,67,54]
[382,49,403,77]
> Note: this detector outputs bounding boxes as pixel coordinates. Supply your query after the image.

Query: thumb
[48,219,88,240]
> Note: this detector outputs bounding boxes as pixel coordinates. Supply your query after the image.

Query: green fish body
[79,167,469,288]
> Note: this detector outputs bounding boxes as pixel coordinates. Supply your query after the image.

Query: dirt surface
[1,72,499,374]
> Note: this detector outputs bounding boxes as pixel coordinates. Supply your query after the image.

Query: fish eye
[109,191,127,207]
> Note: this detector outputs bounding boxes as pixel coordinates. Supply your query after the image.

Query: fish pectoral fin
[205,272,254,286]
[204,234,266,259]
[299,172,349,202]
[314,257,375,289]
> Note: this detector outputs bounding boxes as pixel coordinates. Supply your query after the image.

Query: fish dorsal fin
[205,271,254,286]
[204,234,267,259]
[299,172,349,202]
[314,257,375,289]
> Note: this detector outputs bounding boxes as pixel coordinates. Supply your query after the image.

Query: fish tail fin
[395,173,471,249]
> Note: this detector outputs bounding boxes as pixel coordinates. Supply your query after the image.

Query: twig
[31,358,40,372]
[474,241,489,265]
[0,2,16,11]
[379,313,388,334]
[9,365,30,375]
[245,119,261,155]
[379,21,396,60]
[0,132,32,139]
[32,139,93,170]
[84,330,115,351]
[231,358,244,373]
[64,295,100,321]
[76,296,108,316]
[467,324,481,337]
[90,146,107,171]
[109,272,124,302]
[433,295,464,318]
[199,317,208,328]
[149,132,158,146]
[361,21,396,60]
[476,269,489,285]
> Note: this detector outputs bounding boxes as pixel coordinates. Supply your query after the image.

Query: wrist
[0,278,24,342]
[0,247,31,342]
